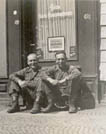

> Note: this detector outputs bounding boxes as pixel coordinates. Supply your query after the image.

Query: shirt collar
[26,66,41,73]
[56,64,69,72]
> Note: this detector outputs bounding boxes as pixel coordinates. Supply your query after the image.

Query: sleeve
[67,66,81,80]
[9,68,26,83]
[41,66,56,81]
[25,80,39,89]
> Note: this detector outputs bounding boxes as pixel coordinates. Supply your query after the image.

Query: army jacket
[44,64,81,80]
[43,64,81,89]
[9,66,44,88]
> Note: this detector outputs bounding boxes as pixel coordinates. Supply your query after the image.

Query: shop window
[36,0,77,61]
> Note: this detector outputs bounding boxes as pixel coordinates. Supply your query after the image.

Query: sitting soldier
[39,51,95,113]
[7,53,53,114]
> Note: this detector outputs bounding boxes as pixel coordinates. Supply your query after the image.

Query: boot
[69,104,77,113]
[30,101,40,114]
[41,93,53,113]
[7,94,20,113]
[30,92,41,114]
[68,98,77,113]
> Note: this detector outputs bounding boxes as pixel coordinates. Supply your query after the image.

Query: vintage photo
[0,0,105,134]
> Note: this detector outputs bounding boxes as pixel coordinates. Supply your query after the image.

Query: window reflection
[36,0,77,61]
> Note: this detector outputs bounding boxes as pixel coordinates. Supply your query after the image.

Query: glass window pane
[100,0,106,3]
[101,27,106,38]
[101,14,106,25]
[101,3,106,14]
[101,51,106,62]
[100,63,106,80]
[100,39,106,50]
[37,0,77,60]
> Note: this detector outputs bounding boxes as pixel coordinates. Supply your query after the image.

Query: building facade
[0,0,100,103]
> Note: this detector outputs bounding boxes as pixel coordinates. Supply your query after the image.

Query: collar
[26,66,41,73]
[55,64,69,72]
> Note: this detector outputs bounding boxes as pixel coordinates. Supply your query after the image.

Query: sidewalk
[0,103,106,134]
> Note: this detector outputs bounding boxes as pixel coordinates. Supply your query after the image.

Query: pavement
[0,102,106,134]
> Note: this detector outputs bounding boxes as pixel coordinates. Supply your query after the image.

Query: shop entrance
[21,0,37,67]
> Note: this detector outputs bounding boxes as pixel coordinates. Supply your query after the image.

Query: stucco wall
[0,0,7,78]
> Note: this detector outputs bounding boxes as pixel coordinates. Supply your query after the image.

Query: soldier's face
[55,53,66,68]
[27,54,38,69]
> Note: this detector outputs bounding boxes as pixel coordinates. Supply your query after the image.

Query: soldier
[7,53,53,114]
[41,51,95,113]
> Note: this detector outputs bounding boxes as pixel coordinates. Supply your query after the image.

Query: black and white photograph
[0,0,105,134]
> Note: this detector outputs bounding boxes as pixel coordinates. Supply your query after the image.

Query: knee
[8,79,20,93]
[9,80,18,87]
[9,74,15,80]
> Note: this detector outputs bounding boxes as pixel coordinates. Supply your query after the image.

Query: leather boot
[7,93,20,113]
[41,93,53,113]
[68,98,77,113]
[30,101,40,114]
[30,92,41,114]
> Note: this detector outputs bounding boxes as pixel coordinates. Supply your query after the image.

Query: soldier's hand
[58,78,67,84]
[18,80,27,88]
[47,77,58,85]
[50,79,59,85]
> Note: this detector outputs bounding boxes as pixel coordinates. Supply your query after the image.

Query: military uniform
[8,65,54,113]
[41,65,80,111]
[9,66,43,98]
[42,64,95,112]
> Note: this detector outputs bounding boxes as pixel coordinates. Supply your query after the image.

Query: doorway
[21,0,37,67]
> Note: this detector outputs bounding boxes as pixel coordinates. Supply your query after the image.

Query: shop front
[0,0,100,102]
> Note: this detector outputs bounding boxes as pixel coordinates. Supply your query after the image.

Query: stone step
[0,93,24,107]
[0,92,24,105]
[0,92,10,106]
[0,92,9,102]
[0,92,9,98]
